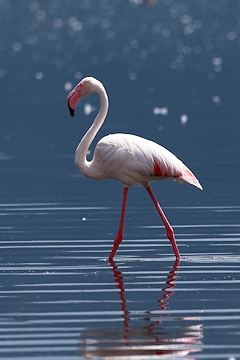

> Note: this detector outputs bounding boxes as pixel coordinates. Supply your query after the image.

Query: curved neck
[75,86,108,178]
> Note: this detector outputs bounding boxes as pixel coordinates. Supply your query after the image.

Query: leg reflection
[79,259,203,359]
[109,259,129,340]
[159,258,180,311]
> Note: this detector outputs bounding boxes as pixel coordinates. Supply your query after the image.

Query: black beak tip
[68,102,75,117]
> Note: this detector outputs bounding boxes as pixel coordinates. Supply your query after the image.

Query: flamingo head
[67,77,99,117]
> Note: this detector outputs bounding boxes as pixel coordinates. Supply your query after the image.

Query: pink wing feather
[153,151,202,189]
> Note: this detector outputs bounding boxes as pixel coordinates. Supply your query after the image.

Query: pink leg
[146,185,180,259]
[109,187,129,260]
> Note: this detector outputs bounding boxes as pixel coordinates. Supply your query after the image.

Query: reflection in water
[79,260,203,359]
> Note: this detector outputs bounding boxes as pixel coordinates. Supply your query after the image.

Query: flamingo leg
[146,185,180,259]
[109,186,129,260]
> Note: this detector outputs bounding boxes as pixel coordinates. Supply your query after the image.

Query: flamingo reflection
[80,259,203,359]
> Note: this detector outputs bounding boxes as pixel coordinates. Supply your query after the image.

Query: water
[1,0,240,359]
[1,156,240,359]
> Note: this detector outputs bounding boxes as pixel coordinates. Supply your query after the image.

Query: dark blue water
[1,1,240,359]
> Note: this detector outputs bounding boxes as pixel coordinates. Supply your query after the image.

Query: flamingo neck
[75,85,108,178]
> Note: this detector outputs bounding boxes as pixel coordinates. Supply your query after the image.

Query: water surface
[1,0,240,359]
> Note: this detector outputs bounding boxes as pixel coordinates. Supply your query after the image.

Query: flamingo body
[89,133,202,189]
[67,76,202,260]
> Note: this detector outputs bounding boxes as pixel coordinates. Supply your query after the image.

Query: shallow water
[1,0,240,358]
[0,155,240,359]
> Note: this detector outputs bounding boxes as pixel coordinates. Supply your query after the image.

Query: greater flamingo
[67,77,202,260]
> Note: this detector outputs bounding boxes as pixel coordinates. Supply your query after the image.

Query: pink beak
[67,87,81,117]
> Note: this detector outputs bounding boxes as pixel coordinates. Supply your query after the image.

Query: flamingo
[67,77,202,260]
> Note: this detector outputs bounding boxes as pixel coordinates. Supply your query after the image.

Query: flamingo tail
[178,165,203,190]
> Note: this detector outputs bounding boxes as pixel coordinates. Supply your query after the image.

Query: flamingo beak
[67,86,81,117]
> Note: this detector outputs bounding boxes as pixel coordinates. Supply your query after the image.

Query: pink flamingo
[67,77,202,260]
